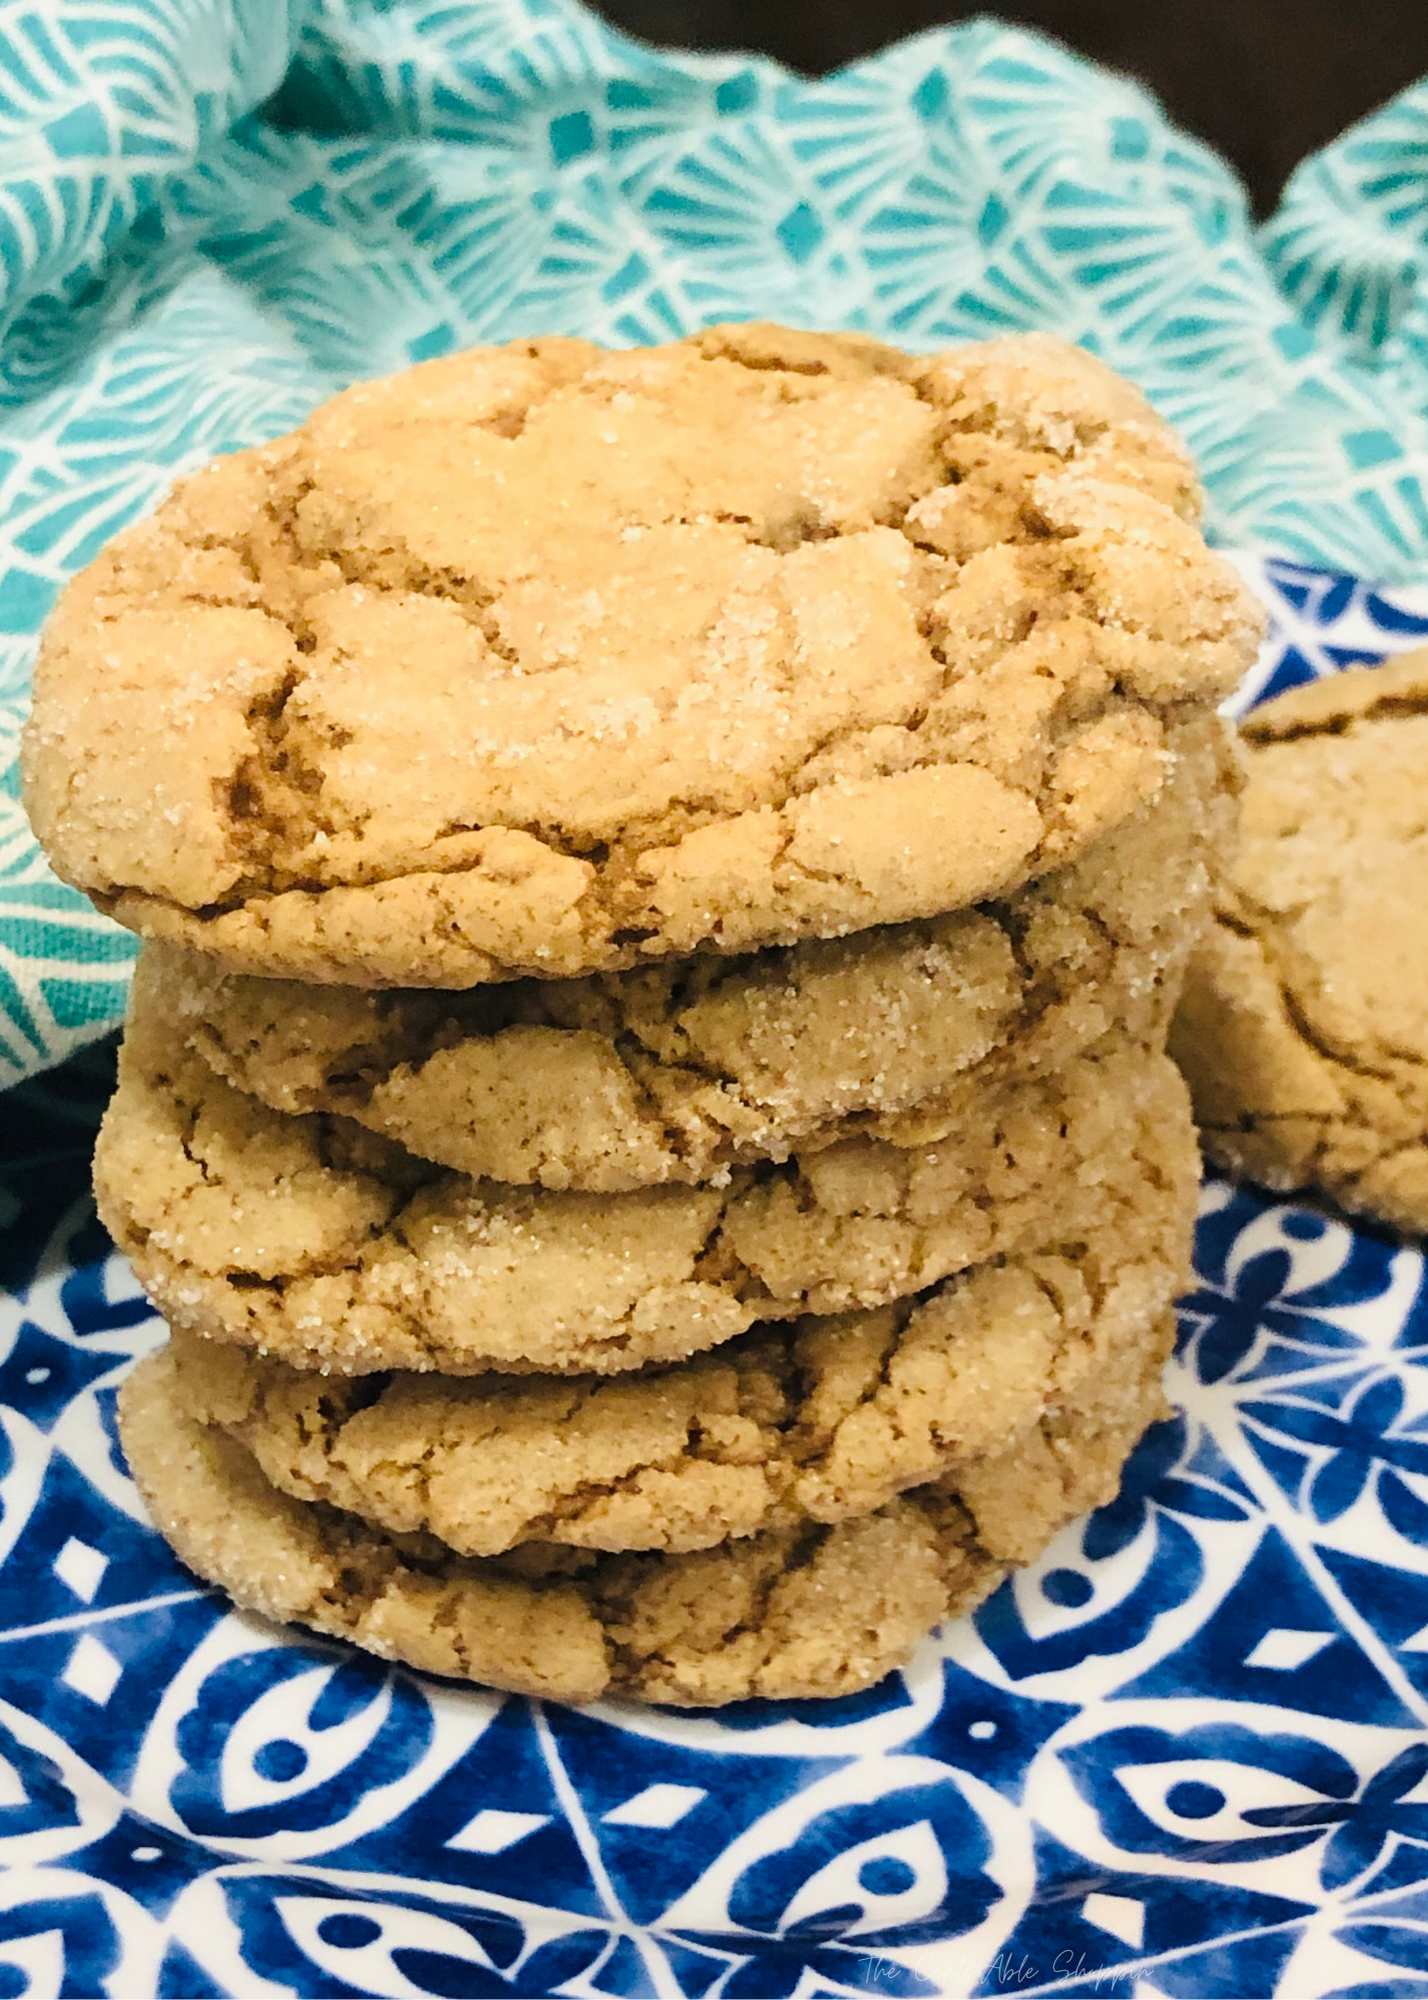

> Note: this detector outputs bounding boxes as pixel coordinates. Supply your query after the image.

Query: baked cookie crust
[120,1330,1170,1706]
[1171,651,1428,1231]
[25,324,1259,985]
[155,711,1236,1190]
[95,996,1197,1375]
[166,1194,1186,1558]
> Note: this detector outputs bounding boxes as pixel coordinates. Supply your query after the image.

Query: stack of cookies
[22,323,1260,1705]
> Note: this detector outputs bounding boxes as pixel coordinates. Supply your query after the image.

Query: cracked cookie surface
[1171,652,1428,1232]
[156,712,1237,1190]
[167,1182,1186,1557]
[25,323,1260,985]
[120,1334,1168,1704]
[95,983,1196,1374]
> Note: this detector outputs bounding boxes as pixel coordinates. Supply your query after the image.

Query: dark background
[592,1,1428,215]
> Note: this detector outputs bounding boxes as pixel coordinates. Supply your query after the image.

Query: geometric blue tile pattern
[6,1,1428,1084]
[3,582,1428,1993]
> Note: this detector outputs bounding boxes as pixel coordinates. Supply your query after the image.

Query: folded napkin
[3,0,1428,1088]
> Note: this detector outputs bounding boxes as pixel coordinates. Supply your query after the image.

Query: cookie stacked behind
[1171,651,1428,1234]
[23,323,1261,1703]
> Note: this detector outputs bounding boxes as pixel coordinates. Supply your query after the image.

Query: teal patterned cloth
[4,0,1428,1088]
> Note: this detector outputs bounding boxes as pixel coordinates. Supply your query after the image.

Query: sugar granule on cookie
[1171,650,1428,1232]
[23,323,1261,986]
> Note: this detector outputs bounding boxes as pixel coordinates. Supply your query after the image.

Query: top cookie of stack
[22,322,1256,988]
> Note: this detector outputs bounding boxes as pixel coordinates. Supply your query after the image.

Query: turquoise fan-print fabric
[4,0,1428,1088]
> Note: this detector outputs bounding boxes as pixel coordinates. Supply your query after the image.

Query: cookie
[95,988,1197,1373]
[1171,652,1428,1231]
[25,324,1260,987]
[119,1329,1169,1705]
[167,1180,1186,1555]
[155,711,1237,1192]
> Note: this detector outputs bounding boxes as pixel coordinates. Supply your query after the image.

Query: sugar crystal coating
[96,983,1197,1377]
[24,323,1260,984]
[155,711,1236,1188]
[167,1172,1191,1559]
[120,1326,1171,1707]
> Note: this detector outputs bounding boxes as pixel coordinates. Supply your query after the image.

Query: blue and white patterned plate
[4,559,1428,2000]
